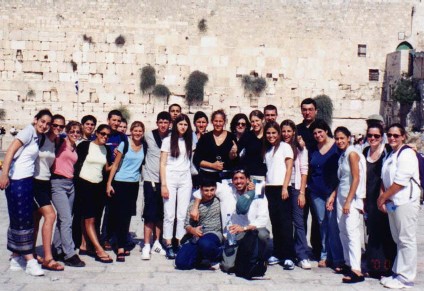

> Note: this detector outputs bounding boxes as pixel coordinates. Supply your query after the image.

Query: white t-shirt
[79,143,108,183]
[264,142,294,185]
[161,136,194,172]
[10,125,39,180]
[381,146,420,206]
[34,136,56,180]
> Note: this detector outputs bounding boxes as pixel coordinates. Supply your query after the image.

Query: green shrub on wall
[314,94,334,126]
[391,76,420,126]
[241,75,267,96]
[115,105,131,121]
[185,71,209,105]
[140,65,156,93]
[152,84,171,98]
[0,109,5,120]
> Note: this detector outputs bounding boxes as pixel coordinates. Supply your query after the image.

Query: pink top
[292,148,308,190]
[52,140,78,179]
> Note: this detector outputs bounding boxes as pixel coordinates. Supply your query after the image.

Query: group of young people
[0,100,421,288]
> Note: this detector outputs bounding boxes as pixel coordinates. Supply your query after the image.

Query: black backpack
[234,230,267,279]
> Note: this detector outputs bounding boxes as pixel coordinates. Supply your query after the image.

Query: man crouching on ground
[175,179,223,270]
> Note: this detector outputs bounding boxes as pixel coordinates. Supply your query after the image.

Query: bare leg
[33,211,42,251]
[144,222,153,245]
[154,221,163,242]
[38,205,56,261]
[84,218,107,255]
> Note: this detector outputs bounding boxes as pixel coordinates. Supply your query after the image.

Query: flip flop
[95,253,113,264]
[116,253,125,262]
[342,271,365,284]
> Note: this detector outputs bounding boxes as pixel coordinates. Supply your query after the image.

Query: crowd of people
[0,99,421,288]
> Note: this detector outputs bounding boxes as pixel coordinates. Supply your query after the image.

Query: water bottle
[225,214,237,246]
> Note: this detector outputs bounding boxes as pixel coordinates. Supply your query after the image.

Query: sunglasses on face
[98,132,110,138]
[68,130,81,135]
[52,124,65,129]
[366,134,381,139]
[237,122,246,127]
[387,133,401,139]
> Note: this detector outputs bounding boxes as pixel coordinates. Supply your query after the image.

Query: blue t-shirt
[114,141,144,182]
[106,132,127,163]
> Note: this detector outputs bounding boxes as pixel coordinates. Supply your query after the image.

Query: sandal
[95,252,113,264]
[42,259,65,271]
[318,260,327,268]
[124,250,130,256]
[116,253,125,262]
[342,271,365,284]
[335,264,351,274]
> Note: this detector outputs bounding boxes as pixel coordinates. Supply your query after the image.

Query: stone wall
[0,0,423,142]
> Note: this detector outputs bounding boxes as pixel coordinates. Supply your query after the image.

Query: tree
[314,94,334,126]
[391,77,419,127]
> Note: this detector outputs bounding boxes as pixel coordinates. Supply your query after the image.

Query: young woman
[308,119,344,269]
[363,123,396,278]
[33,114,66,271]
[193,111,208,140]
[230,113,251,141]
[160,114,194,259]
[238,110,267,178]
[263,121,296,270]
[194,109,238,183]
[51,121,85,267]
[106,121,146,262]
[0,109,52,276]
[280,119,311,270]
[75,124,113,263]
[327,126,366,283]
[378,124,420,289]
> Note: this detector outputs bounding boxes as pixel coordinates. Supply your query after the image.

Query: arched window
[396,41,413,51]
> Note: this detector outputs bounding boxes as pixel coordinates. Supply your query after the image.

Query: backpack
[397,145,424,204]
[234,230,267,279]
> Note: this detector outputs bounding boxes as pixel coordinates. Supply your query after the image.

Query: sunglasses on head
[366,134,381,139]
[52,124,65,129]
[98,132,110,137]
[387,133,401,139]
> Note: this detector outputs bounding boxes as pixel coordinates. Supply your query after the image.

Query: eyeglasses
[68,130,81,135]
[237,122,246,127]
[387,133,401,139]
[52,124,65,129]
[98,132,110,138]
[366,134,381,139]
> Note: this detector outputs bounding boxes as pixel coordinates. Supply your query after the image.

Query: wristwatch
[243,226,248,232]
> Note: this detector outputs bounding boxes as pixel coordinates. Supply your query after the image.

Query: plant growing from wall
[185,71,209,105]
[241,74,267,96]
[153,84,171,103]
[391,76,420,126]
[0,108,5,120]
[140,65,156,94]
[198,19,207,32]
[70,60,78,72]
[115,35,125,47]
[314,94,334,126]
[115,105,131,121]
[83,34,93,44]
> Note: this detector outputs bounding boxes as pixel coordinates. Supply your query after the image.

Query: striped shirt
[185,197,222,240]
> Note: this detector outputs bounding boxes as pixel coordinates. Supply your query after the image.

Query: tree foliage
[391,77,419,105]
[314,94,334,126]
[185,71,208,105]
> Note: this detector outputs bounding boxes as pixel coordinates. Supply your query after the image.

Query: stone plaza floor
[0,185,423,291]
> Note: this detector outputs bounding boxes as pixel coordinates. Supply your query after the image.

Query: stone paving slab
[0,187,423,291]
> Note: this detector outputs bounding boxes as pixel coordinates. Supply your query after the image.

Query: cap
[367,114,384,123]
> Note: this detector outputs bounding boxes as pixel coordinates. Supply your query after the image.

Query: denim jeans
[310,192,344,265]
[289,186,309,261]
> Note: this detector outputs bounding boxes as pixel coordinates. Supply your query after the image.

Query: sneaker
[152,240,166,256]
[268,256,280,265]
[381,275,396,285]
[63,254,86,267]
[9,256,26,271]
[141,245,151,260]
[383,276,413,289]
[25,259,45,276]
[283,259,295,270]
[165,245,176,260]
[299,259,312,270]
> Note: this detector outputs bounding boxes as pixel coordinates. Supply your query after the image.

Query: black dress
[363,145,396,277]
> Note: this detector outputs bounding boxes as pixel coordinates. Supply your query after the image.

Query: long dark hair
[280,119,299,161]
[230,113,251,134]
[262,121,281,158]
[170,114,193,159]
[309,118,333,138]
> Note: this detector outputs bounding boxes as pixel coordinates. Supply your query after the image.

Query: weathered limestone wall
[0,0,423,139]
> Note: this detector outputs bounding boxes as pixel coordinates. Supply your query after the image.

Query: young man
[141,111,171,259]
[175,179,222,270]
[117,118,128,135]
[263,105,278,123]
[80,115,97,142]
[168,104,181,123]
[296,98,321,261]
[192,170,271,272]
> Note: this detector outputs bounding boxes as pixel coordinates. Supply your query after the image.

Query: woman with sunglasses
[280,119,311,270]
[106,121,146,262]
[378,124,420,289]
[362,123,396,278]
[160,114,194,259]
[194,109,238,183]
[230,113,251,142]
[263,121,296,270]
[75,124,113,263]
[0,109,52,276]
[33,114,66,271]
[51,121,86,268]
[308,119,344,269]
[327,126,366,283]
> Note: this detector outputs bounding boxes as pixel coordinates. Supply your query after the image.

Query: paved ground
[0,169,423,290]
